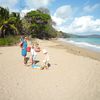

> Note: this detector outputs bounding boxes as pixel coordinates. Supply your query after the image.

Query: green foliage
[0,19,18,37]
[8,17,17,24]
[26,10,51,24]
[45,25,57,38]
[0,6,9,21]
[0,6,59,46]
[25,10,57,39]
[0,36,20,46]
[0,6,60,46]
[0,6,22,37]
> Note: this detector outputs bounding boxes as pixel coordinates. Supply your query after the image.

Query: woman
[21,37,28,64]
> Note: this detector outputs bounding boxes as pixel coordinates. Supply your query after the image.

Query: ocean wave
[59,38,100,52]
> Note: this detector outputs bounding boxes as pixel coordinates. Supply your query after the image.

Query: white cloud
[51,16,66,26]
[20,0,54,17]
[0,0,19,11]
[55,16,100,35]
[0,0,54,12]
[83,4,100,13]
[52,5,73,26]
[54,5,72,19]
[25,0,54,9]
[52,4,100,35]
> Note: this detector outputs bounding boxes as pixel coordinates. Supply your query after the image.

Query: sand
[0,39,100,100]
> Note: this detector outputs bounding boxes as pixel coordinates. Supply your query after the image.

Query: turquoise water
[59,37,100,52]
[67,37,100,45]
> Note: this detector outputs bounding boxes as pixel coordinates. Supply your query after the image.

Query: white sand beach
[0,39,100,100]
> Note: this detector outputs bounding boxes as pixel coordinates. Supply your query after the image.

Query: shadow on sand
[26,59,40,67]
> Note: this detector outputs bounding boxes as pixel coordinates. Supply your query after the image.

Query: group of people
[19,36,50,70]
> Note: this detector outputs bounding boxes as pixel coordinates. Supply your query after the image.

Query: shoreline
[51,39,100,61]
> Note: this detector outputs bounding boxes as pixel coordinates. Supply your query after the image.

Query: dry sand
[0,39,100,100]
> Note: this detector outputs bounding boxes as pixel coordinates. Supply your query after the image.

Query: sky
[0,0,100,35]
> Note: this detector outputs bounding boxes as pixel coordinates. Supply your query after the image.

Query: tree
[10,12,22,34]
[24,10,55,39]
[0,6,58,39]
[0,6,9,21]
[0,19,18,37]
[0,7,21,37]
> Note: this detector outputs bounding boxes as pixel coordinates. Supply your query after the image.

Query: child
[34,42,41,52]
[30,43,37,65]
[41,49,50,70]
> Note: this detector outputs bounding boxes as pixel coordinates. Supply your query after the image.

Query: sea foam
[59,38,100,52]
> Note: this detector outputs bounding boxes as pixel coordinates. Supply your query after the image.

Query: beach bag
[27,47,31,52]
[35,47,41,52]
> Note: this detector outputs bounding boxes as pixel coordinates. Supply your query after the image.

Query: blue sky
[0,0,100,35]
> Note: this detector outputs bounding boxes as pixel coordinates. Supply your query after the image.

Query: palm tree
[0,9,21,37]
[0,7,9,22]
[0,20,18,37]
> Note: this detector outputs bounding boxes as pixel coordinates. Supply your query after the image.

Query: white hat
[43,49,48,54]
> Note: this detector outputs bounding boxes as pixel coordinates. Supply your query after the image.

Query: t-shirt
[31,48,37,56]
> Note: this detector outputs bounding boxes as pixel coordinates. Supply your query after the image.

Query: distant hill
[81,34,100,38]
[59,31,100,38]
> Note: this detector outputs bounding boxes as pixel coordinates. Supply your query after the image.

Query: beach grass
[0,36,20,46]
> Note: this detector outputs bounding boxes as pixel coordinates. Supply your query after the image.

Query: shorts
[22,49,27,56]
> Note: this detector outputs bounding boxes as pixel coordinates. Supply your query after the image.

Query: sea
[59,37,100,52]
